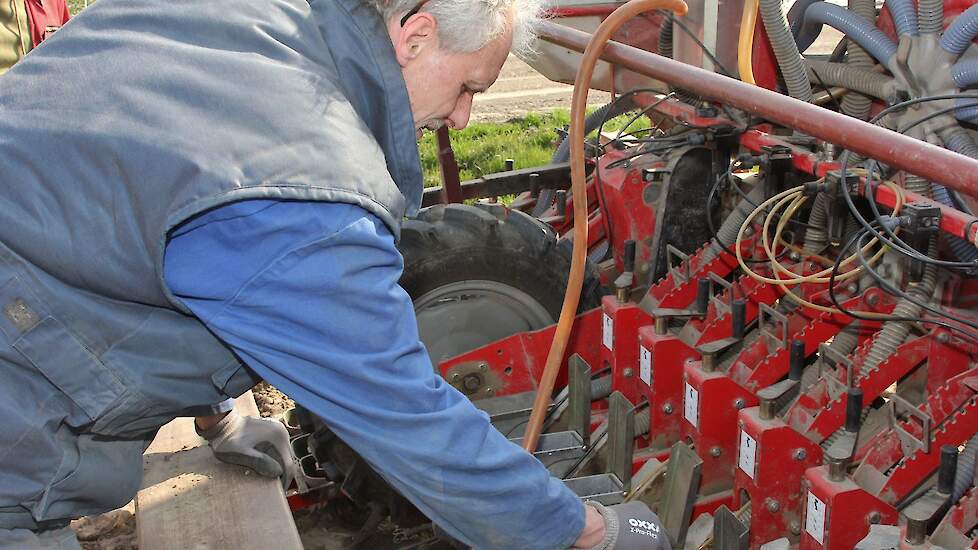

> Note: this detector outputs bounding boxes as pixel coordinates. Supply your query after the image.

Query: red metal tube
[535,21,978,199]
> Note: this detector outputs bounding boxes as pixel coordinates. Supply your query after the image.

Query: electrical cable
[826,228,978,342]
[809,67,844,112]
[839,93,978,271]
[658,11,736,78]
[733,184,908,317]
[745,185,899,286]
[850,231,978,333]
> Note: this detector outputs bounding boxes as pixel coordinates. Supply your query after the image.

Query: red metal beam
[628,91,978,244]
[535,21,978,199]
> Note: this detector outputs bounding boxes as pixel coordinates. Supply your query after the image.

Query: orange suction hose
[522,0,688,453]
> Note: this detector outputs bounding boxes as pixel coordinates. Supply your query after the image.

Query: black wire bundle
[829,93,978,340]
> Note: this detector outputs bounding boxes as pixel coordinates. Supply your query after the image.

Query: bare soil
[70,505,136,550]
[254,381,296,419]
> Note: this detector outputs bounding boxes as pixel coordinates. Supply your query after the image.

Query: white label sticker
[640,345,652,387]
[738,430,757,479]
[683,382,699,427]
[805,491,826,545]
[603,313,614,351]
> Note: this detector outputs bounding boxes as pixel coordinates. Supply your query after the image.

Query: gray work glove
[197,410,297,490]
[583,501,670,550]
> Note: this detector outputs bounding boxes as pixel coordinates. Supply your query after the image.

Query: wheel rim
[414,280,555,365]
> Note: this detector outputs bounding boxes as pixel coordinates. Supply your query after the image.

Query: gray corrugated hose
[803,193,829,255]
[886,0,920,37]
[840,0,878,121]
[941,3,978,55]
[953,435,978,504]
[760,0,814,101]
[804,2,898,68]
[707,181,768,262]
[951,58,978,88]
[789,0,825,52]
[658,17,673,59]
[859,176,939,377]
[805,60,895,101]
[918,0,944,35]
[934,127,978,262]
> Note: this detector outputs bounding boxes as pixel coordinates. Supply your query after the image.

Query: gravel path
[470,55,611,123]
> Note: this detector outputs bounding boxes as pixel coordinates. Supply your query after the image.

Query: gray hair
[366,0,546,54]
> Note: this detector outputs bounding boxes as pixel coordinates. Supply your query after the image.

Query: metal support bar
[608,392,636,492]
[713,505,749,550]
[569,355,593,447]
[659,442,703,549]
[888,393,933,455]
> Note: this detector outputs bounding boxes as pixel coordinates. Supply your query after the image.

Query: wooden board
[136,392,302,550]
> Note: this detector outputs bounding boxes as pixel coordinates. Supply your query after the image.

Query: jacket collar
[312,0,425,217]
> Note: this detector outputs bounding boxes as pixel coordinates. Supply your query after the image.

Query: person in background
[1,0,70,73]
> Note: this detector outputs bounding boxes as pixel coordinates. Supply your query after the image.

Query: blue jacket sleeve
[162,200,585,550]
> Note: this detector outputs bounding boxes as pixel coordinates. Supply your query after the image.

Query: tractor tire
[399,202,603,365]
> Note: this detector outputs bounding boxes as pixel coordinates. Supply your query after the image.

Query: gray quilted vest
[0,0,422,520]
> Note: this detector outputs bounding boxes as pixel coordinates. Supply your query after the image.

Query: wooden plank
[137,392,302,550]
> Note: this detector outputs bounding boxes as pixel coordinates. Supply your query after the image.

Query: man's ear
[391,12,439,67]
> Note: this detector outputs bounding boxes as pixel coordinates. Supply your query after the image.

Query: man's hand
[196,410,297,489]
[573,501,670,550]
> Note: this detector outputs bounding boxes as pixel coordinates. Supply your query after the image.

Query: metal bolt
[829,457,848,482]
[485,386,495,396]
[790,521,801,536]
[766,499,781,513]
[702,353,716,372]
[790,251,802,262]
[479,363,488,372]
[865,293,880,307]
[846,283,858,294]
[462,374,482,393]
[937,332,950,343]
[663,404,674,414]
[734,398,746,410]
[450,373,460,382]
[623,368,635,378]
[793,449,808,461]
[905,517,927,545]
[867,511,881,524]
[654,317,667,335]
[710,446,722,457]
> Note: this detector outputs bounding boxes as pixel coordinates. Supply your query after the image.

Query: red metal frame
[735,405,824,547]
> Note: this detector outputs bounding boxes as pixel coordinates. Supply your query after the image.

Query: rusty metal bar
[535,20,978,199]
[436,126,463,204]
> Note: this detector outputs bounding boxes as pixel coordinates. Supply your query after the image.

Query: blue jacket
[165,200,585,549]
[0,0,419,522]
